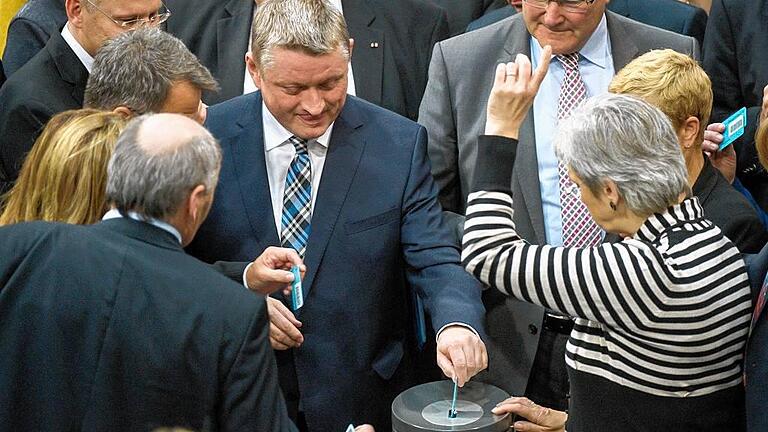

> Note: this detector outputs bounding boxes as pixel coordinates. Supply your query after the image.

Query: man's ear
[245,52,262,88]
[112,106,134,118]
[66,0,85,26]
[188,184,208,222]
[348,38,355,59]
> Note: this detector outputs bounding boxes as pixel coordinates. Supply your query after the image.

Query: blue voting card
[720,107,747,150]
[290,265,303,311]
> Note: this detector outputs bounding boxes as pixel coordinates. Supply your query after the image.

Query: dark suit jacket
[0,60,5,87]
[419,11,698,398]
[164,0,448,120]
[694,159,768,254]
[1,0,67,78]
[467,0,707,46]
[188,92,486,431]
[743,241,768,432]
[429,0,507,36]
[703,0,768,211]
[0,30,87,192]
[0,218,295,431]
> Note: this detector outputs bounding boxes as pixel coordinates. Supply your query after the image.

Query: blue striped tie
[281,136,312,258]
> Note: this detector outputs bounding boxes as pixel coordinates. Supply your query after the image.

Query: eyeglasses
[523,0,596,13]
[85,0,172,29]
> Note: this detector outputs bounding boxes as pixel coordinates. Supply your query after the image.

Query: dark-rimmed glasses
[85,0,172,29]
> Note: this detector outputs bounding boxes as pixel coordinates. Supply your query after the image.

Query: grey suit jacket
[418,11,699,396]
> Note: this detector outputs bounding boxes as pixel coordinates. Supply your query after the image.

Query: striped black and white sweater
[462,135,752,430]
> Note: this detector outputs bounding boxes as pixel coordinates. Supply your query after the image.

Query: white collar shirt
[61,23,94,73]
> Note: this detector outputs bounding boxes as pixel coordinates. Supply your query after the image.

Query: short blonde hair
[609,49,712,144]
[0,109,127,226]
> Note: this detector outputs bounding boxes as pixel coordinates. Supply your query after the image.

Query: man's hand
[491,397,567,432]
[485,45,551,139]
[266,297,304,350]
[246,246,305,295]
[436,326,487,387]
[702,122,737,183]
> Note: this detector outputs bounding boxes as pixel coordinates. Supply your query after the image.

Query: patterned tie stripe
[281,136,312,258]
[556,53,602,248]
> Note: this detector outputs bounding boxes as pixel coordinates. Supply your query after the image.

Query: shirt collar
[102,208,183,244]
[633,197,704,243]
[262,102,333,151]
[531,13,610,70]
[61,23,95,73]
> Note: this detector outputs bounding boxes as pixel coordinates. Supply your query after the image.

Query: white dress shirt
[61,23,94,73]
[243,0,356,95]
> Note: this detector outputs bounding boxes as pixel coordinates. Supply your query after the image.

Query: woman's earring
[609,201,617,211]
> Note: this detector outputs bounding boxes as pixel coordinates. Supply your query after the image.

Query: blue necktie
[281,136,312,258]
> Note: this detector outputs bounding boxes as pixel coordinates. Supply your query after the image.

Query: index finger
[531,45,552,90]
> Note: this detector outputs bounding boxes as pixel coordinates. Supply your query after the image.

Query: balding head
[106,113,221,236]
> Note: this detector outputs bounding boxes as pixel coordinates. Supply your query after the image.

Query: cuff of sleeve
[242,262,253,289]
[471,135,518,194]
[435,322,480,342]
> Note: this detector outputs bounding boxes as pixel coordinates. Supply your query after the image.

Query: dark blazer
[429,0,507,36]
[744,241,768,432]
[1,0,67,78]
[188,92,486,431]
[694,159,768,254]
[0,30,87,192]
[0,60,5,87]
[419,11,698,398]
[467,0,707,46]
[0,218,295,431]
[164,0,449,120]
[703,0,768,211]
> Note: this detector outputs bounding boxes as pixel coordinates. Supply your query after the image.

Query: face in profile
[160,80,207,125]
[70,0,165,56]
[522,0,606,55]
[250,46,349,140]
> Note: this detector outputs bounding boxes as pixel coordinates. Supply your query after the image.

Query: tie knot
[289,136,309,155]
[557,53,580,72]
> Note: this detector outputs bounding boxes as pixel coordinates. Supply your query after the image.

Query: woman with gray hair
[462,50,751,431]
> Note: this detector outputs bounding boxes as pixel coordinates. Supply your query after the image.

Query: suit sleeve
[400,125,486,340]
[0,100,49,185]
[703,0,763,179]
[419,42,463,214]
[217,295,297,432]
[209,261,249,284]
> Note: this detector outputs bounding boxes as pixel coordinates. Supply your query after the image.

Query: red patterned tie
[557,53,602,248]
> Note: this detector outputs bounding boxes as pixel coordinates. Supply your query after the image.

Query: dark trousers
[524,327,570,411]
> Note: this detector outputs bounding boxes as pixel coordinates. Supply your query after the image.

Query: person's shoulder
[607,11,696,53]
[345,95,420,132]
[206,92,261,135]
[441,12,522,51]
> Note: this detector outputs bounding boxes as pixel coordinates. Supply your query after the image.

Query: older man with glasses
[419,0,699,415]
[0,0,168,194]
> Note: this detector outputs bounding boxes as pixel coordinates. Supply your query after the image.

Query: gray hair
[250,0,350,71]
[554,93,689,217]
[84,27,218,113]
[105,114,222,220]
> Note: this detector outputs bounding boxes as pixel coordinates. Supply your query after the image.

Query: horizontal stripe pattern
[462,192,751,398]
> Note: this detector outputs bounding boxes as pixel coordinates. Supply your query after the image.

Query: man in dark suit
[0,0,166,192]
[744,240,768,432]
[703,0,768,211]
[0,113,298,431]
[420,0,698,413]
[1,0,67,78]
[187,1,487,430]
[164,0,448,121]
[466,0,708,47]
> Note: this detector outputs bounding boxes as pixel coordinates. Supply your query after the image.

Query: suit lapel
[343,0,383,107]
[298,98,366,307]
[217,0,253,101]
[606,11,640,71]
[231,94,280,252]
[504,18,548,244]
[49,32,88,106]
